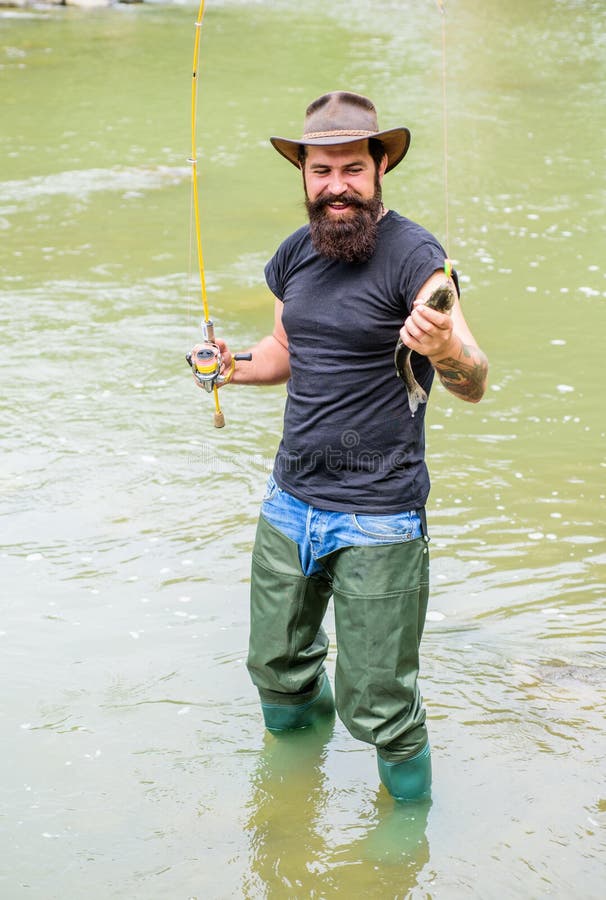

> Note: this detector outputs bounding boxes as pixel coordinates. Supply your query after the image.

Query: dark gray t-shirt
[265,210,455,514]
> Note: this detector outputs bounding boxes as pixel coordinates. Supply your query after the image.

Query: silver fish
[394,283,456,416]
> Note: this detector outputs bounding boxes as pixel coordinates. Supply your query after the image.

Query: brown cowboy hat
[270,91,411,173]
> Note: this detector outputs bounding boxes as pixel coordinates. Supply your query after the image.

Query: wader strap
[418,506,429,542]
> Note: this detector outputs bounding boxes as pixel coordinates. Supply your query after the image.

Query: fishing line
[187,161,196,328]
[186,3,206,328]
[435,0,450,259]
[190,1,211,325]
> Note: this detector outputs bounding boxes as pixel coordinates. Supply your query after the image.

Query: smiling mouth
[326,199,355,214]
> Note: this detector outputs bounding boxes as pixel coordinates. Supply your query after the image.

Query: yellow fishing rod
[186,0,250,427]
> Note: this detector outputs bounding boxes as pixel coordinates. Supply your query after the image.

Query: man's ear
[379,153,389,180]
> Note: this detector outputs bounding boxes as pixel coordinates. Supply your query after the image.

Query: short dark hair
[298,138,386,169]
[368,138,387,168]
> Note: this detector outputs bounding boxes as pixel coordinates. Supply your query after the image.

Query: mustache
[306,192,366,213]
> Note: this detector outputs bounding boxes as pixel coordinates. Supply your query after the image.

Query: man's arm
[399,270,488,403]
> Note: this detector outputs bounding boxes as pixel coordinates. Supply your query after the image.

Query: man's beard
[305,187,383,265]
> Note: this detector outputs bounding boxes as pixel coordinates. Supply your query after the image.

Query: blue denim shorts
[260,474,424,577]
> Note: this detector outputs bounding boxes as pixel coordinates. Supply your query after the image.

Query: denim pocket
[352,510,420,542]
[262,473,279,503]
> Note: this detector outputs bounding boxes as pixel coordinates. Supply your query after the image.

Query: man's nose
[327,174,347,195]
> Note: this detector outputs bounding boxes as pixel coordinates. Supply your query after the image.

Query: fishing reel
[186,341,252,392]
[186,341,225,392]
[185,321,252,428]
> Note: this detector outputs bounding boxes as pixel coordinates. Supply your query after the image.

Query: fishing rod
[185,0,251,428]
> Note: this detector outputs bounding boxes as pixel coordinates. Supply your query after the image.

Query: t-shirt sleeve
[265,226,311,302]
[265,230,302,301]
[264,253,283,301]
[398,238,459,314]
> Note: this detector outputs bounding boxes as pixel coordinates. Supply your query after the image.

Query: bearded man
[190,92,488,801]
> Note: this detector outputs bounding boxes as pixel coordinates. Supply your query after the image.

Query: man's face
[303,140,385,212]
[302,140,388,264]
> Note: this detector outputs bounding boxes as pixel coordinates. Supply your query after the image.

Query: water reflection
[245,721,335,894]
[245,720,430,896]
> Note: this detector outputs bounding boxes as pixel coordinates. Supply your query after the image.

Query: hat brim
[270,127,411,173]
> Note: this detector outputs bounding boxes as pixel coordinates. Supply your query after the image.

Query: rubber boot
[377,743,432,801]
[261,673,335,733]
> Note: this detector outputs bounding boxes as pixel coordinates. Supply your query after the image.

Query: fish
[394,282,456,416]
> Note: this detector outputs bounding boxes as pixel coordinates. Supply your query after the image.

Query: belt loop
[418,507,430,542]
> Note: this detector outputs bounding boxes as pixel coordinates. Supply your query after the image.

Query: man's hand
[399,300,458,361]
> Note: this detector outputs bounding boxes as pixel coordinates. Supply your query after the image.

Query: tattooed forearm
[432,341,488,403]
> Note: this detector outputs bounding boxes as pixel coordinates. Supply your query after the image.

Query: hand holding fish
[395,273,488,412]
[399,294,457,361]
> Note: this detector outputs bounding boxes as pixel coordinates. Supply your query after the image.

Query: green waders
[247,514,431,800]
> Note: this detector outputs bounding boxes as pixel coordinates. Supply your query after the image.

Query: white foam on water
[0,165,189,216]
[426,611,446,622]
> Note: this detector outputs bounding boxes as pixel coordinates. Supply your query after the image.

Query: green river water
[1,1,605,897]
